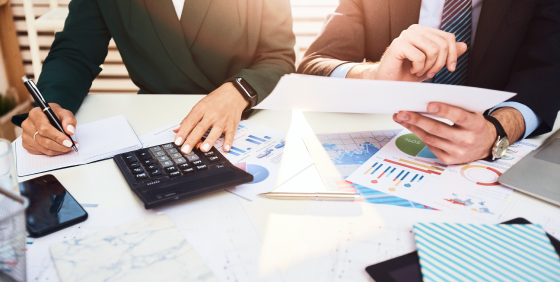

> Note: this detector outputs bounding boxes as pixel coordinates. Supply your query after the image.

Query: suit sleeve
[12,0,111,127]
[232,0,296,104]
[504,0,560,136]
[297,0,366,76]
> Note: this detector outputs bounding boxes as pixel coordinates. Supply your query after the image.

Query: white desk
[18,94,560,280]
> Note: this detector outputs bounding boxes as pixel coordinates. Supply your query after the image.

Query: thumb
[456,42,468,57]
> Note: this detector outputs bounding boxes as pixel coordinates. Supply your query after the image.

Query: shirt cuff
[330,63,360,78]
[489,102,542,139]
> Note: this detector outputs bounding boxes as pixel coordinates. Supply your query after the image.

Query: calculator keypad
[121,142,226,184]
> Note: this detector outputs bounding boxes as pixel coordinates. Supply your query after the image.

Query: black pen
[22,76,79,153]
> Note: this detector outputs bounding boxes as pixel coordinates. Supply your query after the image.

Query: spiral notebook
[14,115,142,177]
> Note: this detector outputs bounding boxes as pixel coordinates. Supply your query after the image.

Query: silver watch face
[495,137,510,158]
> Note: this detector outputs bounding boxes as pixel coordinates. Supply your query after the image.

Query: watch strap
[484,115,508,139]
[227,77,258,113]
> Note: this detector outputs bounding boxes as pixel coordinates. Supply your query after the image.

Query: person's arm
[172,0,296,155]
[12,0,111,156]
[297,0,366,76]
[501,0,560,137]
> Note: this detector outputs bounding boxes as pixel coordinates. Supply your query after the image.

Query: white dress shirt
[172,0,185,20]
[330,0,541,138]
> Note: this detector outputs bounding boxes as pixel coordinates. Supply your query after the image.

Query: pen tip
[73,147,79,153]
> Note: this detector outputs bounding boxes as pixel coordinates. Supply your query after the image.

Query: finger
[35,134,72,153]
[435,32,459,72]
[398,122,458,157]
[456,42,468,57]
[424,144,455,165]
[174,111,203,146]
[422,32,451,78]
[395,111,460,141]
[22,132,66,156]
[201,125,224,152]
[399,29,440,76]
[55,108,77,136]
[172,124,181,133]
[181,122,209,154]
[427,102,479,128]
[391,40,427,75]
[30,109,74,147]
[223,121,239,152]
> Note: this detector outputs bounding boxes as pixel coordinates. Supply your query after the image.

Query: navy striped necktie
[433,0,472,85]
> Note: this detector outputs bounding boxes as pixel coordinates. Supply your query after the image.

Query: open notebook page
[15,115,142,176]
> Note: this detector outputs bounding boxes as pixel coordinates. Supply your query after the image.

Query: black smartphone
[365,218,560,282]
[19,174,88,238]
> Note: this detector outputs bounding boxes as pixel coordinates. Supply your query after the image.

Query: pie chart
[247,164,269,184]
[395,134,438,159]
[460,165,502,186]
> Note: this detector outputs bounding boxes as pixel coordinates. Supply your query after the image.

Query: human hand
[347,25,468,81]
[173,82,249,154]
[393,102,500,164]
[21,103,78,156]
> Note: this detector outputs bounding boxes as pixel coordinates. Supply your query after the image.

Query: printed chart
[312,130,434,209]
[348,130,540,223]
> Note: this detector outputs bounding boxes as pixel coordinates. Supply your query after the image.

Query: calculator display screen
[19,174,87,237]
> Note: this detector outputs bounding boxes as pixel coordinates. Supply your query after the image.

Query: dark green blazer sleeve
[12,0,111,127]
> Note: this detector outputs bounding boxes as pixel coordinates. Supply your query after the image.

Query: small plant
[0,93,16,117]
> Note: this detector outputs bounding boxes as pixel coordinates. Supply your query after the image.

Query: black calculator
[113,143,253,209]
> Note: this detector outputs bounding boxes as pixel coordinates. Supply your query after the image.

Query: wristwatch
[484,115,509,161]
[227,77,258,113]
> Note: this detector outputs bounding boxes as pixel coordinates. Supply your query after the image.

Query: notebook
[50,214,218,282]
[14,115,142,176]
[413,222,560,282]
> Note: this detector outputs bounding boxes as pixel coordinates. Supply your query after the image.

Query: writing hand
[173,82,249,154]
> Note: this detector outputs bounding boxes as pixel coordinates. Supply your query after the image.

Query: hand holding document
[255,74,515,114]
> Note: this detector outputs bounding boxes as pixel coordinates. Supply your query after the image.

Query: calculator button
[142,159,155,165]
[196,164,208,171]
[149,146,162,152]
[207,156,220,162]
[135,173,148,179]
[154,151,166,157]
[157,156,170,161]
[178,163,190,170]
[165,166,178,173]
[185,154,200,161]
[209,163,226,170]
[149,169,162,176]
[160,160,174,167]
[128,162,140,168]
[131,167,144,174]
[123,153,137,163]
[192,160,203,166]
[145,164,159,171]
[135,149,152,160]
[173,157,187,164]
[166,148,179,154]
[203,151,214,157]
[162,143,174,149]
[182,167,195,174]
[169,171,181,177]
[170,153,182,159]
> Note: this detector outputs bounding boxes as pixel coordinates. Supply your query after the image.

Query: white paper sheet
[284,202,479,282]
[138,119,311,201]
[347,129,540,223]
[500,198,560,241]
[158,193,285,282]
[15,115,142,177]
[254,74,516,114]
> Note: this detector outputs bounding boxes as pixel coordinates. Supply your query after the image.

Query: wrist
[224,82,250,109]
[484,119,498,158]
[346,63,379,79]
[490,107,525,143]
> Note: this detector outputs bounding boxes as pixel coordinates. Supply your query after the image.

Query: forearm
[489,107,525,143]
[346,62,379,79]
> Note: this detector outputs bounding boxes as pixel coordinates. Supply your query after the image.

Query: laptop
[499,129,560,206]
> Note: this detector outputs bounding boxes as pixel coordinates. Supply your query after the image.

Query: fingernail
[224,145,231,152]
[63,140,72,147]
[181,144,190,154]
[67,125,75,134]
[174,137,183,146]
[428,104,439,113]
[399,113,409,121]
[173,125,181,131]
[201,143,210,152]
[450,63,456,71]
[428,73,435,78]
[75,142,79,148]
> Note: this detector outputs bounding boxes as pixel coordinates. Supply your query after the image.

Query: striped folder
[413,222,560,281]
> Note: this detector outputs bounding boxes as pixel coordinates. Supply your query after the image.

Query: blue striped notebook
[413,222,560,282]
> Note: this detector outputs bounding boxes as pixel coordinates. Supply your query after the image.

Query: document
[283,202,479,282]
[500,198,560,241]
[139,119,310,201]
[302,129,435,209]
[347,129,539,223]
[14,115,142,177]
[254,74,515,114]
